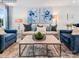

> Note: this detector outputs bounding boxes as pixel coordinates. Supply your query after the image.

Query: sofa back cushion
[23,24,32,31]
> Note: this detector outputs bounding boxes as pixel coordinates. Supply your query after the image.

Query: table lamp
[15,19,23,31]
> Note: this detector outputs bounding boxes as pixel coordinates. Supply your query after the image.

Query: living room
[0,0,79,58]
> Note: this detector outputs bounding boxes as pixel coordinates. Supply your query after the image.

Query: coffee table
[19,35,61,57]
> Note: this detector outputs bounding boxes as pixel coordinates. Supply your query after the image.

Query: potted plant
[33,32,46,41]
[66,24,73,30]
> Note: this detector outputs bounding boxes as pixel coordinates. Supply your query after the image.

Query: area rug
[21,44,54,57]
[1,35,79,58]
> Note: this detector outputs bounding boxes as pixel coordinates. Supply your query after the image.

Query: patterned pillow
[23,24,32,31]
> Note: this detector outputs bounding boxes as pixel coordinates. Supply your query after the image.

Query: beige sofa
[22,24,57,36]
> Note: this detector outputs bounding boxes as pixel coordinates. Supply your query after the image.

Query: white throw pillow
[31,24,37,31]
[0,28,6,34]
[72,27,79,34]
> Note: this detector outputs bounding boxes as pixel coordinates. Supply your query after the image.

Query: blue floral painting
[40,8,52,23]
[27,8,52,24]
[27,8,39,24]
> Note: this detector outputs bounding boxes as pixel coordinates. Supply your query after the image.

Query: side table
[17,30,22,42]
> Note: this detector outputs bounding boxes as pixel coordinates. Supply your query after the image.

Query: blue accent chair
[60,30,79,53]
[0,29,17,53]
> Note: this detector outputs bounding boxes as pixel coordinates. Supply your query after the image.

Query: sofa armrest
[60,30,72,34]
[0,35,5,52]
[4,29,17,34]
[71,35,79,53]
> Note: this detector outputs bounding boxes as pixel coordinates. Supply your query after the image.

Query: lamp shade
[15,19,23,23]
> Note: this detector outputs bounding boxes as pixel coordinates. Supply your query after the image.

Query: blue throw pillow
[73,24,79,27]
[23,24,32,31]
[51,25,57,31]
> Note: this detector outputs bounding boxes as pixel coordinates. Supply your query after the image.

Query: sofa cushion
[5,33,16,42]
[22,31,35,35]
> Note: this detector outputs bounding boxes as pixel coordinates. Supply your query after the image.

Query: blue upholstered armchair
[60,30,79,53]
[0,29,17,53]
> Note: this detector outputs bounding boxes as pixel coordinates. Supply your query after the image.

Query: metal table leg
[33,44,35,57]
[46,44,48,57]
[60,44,61,57]
[19,44,21,57]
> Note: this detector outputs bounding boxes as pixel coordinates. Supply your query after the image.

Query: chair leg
[0,51,4,54]
[15,40,16,42]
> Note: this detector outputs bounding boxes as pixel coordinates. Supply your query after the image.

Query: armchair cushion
[61,33,71,39]
[5,33,16,42]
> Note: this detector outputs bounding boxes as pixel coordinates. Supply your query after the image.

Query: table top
[19,35,61,44]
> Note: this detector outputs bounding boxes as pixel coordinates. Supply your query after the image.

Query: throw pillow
[0,28,6,34]
[46,25,51,31]
[73,24,79,27]
[23,24,32,31]
[72,27,79,34]
[51,25,57,31]
[31,24,37,31]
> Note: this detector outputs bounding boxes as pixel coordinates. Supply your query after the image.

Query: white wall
[0,4,7,29]
[12,0,79,30]
[54,6,79,30]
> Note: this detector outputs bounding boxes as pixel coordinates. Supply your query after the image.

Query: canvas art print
[27,7,52,24]
[39,8,52,23]
[27,8,39,23]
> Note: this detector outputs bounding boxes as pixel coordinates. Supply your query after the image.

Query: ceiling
[15,0,79,7]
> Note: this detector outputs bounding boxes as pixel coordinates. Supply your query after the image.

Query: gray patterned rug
[21,45,54,57]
